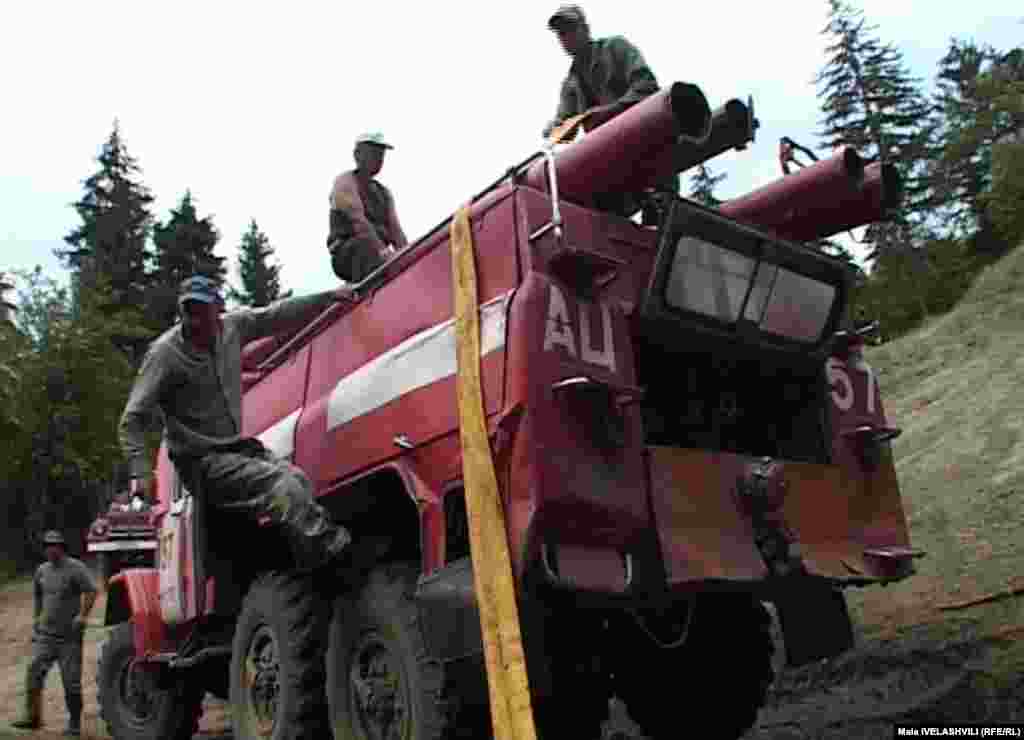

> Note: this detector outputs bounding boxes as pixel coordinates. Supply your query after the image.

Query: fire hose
[451,205,538,740]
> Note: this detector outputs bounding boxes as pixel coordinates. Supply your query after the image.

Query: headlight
[91,520,109,537]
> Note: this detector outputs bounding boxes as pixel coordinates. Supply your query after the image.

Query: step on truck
[96,81,920,740]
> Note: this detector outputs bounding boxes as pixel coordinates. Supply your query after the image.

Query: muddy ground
[1,572,1020,740]
[0,577,231,740]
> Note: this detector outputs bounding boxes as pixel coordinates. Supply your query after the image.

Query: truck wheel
[615,594,775,740]
[230,572,329,740]
[326,563,448,740]
[97,622,203,740]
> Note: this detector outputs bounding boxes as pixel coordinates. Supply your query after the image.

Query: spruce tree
[0,271,15,324]
[149,190,226,332]
[932,41,1024,253]
[815,0,934,261]
[60,120,155,311]
[688,164,727,207]
[228,220,288,307]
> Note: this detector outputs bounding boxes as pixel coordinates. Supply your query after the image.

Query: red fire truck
[96,82,918,740]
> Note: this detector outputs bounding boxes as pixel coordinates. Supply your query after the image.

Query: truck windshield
[665,235,836,345]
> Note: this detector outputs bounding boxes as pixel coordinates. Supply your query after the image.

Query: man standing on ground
[328,132,409,283]
[542,4,680,223]
[11,530,98,736]
[118,275,354,573]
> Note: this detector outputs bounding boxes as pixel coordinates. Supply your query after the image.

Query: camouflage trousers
[173,438,350,570]
[26,630,84,710]
[329,235,386,284]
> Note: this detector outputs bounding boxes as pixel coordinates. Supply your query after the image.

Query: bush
[850,238,995,343]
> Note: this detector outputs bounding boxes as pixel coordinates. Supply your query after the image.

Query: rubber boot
[10,688,42,730]
[64,693,82,736]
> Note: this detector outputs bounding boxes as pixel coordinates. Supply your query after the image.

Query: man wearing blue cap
[328,132,409,283]
[118,276,355,572]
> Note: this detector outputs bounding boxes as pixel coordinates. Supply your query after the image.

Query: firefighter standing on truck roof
[542,4,680,224]
[10,531,97,737]
[328,132,409,283]
[118,276,355,573]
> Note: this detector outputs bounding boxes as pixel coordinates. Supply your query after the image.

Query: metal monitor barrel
[523,82,713,205]
[720,150,903,243]
[515,80,902,246]
[673,97,759,174]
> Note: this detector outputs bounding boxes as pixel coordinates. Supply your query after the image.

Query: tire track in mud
[746,637,1024,739]
[4,573,1020,740]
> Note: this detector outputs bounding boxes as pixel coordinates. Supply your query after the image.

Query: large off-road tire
[97,622,204,740]
[614,594,775,740]
[230,572,329,740]
[327,562,450,740]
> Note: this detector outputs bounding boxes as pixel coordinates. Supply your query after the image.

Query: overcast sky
[2,1,1021,303]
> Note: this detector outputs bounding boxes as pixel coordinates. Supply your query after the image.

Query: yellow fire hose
[547,111,590,145]
[451,206,538,740]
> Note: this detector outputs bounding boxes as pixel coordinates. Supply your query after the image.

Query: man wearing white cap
[328,132,409,283]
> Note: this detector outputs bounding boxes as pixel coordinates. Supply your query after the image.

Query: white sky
[2,1,1021,302]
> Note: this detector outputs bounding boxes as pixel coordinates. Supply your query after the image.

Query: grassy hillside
[846,242,1024,652]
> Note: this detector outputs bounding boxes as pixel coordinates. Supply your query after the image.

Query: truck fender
[105,569,165,659]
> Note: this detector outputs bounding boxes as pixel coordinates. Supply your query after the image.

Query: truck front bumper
[87,540,157,553]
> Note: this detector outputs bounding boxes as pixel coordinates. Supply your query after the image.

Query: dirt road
[0,575,230,740]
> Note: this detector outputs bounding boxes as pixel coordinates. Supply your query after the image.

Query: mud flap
[416,557,484,662]
[773,584,854,667]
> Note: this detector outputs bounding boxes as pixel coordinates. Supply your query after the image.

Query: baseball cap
[43,530,66,546]
[354,132,394,150]
[178,275,224,306]
[548,4,586,30]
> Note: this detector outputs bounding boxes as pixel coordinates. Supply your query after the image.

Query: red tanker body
[96,79,920,740]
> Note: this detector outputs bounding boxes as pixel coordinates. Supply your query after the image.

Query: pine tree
[228,220,288,307]
[8,268,143,550]
[688,164,726,207]
[0,272,24,443]
[932,40,1024,253]
[149,190,226,332]
[815,0,934,261]
[59,120,155,311]
[0,271,15,324]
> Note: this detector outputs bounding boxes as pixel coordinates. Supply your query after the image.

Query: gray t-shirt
[34,557,97,638]
[118,291,336,478]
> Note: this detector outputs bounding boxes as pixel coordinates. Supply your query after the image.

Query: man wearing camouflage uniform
[118,276,354,572]
[328,132,409,283]
[11,530,98,736]
[542,4,680,223]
